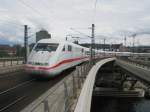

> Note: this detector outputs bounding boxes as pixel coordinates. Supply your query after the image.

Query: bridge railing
[21,62,91,112]
[0,57,24,67]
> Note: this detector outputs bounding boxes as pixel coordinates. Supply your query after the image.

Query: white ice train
[25,39,89,77]
[25,38,150,77]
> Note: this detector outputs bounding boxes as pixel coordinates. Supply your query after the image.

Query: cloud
[0,0,150,46]
[140,16,150,22]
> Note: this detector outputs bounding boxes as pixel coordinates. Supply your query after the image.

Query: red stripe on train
[26,57,89,70]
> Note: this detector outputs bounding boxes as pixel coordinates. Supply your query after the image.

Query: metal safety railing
[22,62,91,112]
[0,57,24,67]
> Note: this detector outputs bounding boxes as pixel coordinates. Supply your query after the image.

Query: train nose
[28,51,52,64]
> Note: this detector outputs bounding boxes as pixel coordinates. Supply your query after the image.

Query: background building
[0,45,16,57]
[36,29,51,42]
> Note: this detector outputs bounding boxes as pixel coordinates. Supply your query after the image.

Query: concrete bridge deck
[116,59,150,85]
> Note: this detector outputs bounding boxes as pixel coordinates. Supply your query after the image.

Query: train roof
[37,39,88,49]
[37,39,64,44]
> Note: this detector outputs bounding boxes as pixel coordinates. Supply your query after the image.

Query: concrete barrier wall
[21,62,91,112]
[0,57,23,67]
[0,57,24,74]
[74,58,115,112]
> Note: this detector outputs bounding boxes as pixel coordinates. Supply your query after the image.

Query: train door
[57,44,68,70]
[58,45,65,61]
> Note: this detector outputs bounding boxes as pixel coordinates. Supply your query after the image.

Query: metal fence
[22,62,91,112]
[0,57,24,67]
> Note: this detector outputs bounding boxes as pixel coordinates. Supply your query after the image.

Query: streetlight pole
[132,36,135,53]
[124,35,126,47]
[131,34,136,55]
[90,24,95,65]
[103,38,106,57]
[24,25,28,63]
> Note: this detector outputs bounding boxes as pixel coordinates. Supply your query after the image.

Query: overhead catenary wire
[0,18,23,27]
[93,0,98,24]
[70,28,91,38]
[70,0,99,39]
[17,0,43,17]
[18,0,62,31]
[17,0,46,28]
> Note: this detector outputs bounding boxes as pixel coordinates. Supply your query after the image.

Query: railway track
[0,79,35,95]
[0,71,31,93]
[0,71,24,79]
[0,68,75,112]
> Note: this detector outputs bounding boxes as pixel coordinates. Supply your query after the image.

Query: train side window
[82,48,84,53]
[68,45,72,51]
[62,46,65,51]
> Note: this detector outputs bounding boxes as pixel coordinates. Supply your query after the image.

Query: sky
[0,0,150,46]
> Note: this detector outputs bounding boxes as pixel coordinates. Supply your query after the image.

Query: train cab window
[68,45,72,51]
[34,43,59,52]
